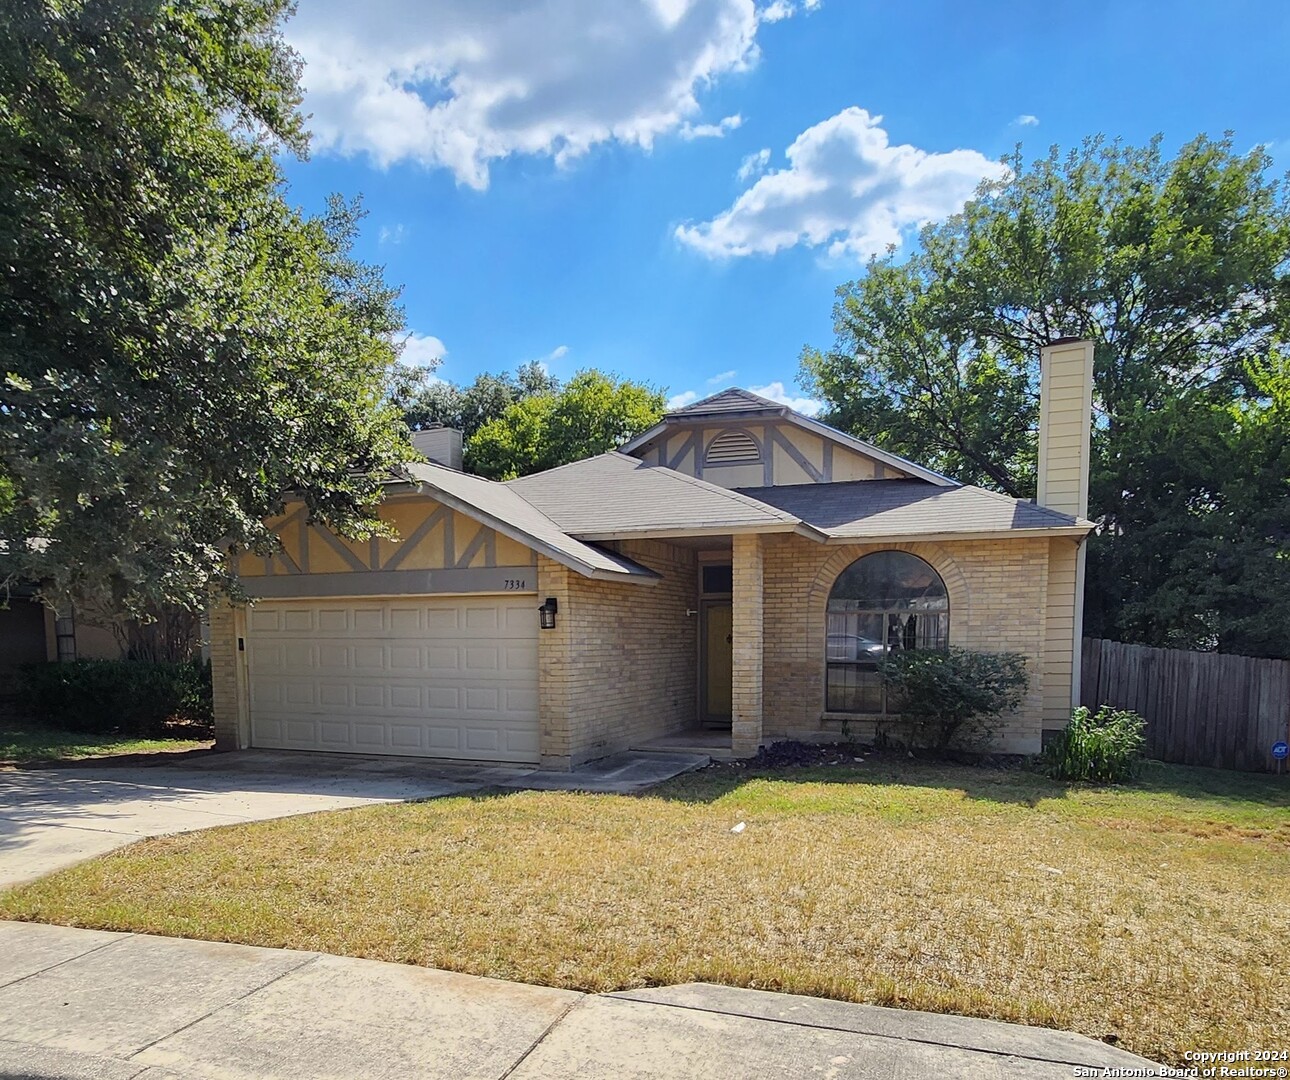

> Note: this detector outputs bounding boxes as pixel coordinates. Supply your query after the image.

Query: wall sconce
[538,597,558,630]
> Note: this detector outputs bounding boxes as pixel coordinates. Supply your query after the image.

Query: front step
[631,734,736,762]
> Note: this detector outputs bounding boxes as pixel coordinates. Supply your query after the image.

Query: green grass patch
[0,721,212,766]
[2,757,1285,1066]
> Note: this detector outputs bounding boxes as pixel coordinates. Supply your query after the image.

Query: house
[211,339,1096,767]
[0,588,122,674]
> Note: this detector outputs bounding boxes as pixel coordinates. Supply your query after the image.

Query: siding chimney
[1037,338,1095,731]
[1037,338,1095,518]
[410,427,464,471]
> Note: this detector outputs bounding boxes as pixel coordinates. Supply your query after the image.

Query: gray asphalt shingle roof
[506,452,802,537]
[735,480,1093,539]
[403,461,658,581]
[668,387,786,416]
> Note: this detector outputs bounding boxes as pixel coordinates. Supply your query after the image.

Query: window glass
[702,564,733,594]
[825,552,948,714]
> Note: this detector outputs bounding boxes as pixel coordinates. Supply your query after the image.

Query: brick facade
[211,527,1063,764]
[536,539,697,768]
[730,533,764,756]
[760,534,1052,754]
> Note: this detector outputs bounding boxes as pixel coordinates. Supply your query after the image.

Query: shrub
[879,646,1030,750]
[16,659,213,737]
[1042,705,1146,783]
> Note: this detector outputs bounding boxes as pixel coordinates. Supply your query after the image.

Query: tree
[802,135,1290,657]
[399,361,561,438]
[467,371,665,479]
[1,0,409,622]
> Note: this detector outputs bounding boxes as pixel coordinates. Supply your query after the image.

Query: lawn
[2,756,1286,1065]
[0,721,212,767]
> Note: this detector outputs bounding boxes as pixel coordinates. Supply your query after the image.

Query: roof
[735,480,1095,542]
[618,387,957,488]
[506,452,811,540]
[401,461,658,582]
[668,387,787,416]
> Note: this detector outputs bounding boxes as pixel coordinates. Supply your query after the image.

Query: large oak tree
[802,136,1290,657]
[1,0,410,623]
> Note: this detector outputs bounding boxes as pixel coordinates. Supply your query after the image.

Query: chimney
[410,427,464,471]
[1037,337,1095,727]
[1037,338,1095,518]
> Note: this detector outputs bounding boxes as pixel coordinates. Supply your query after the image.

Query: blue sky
[278,0,1290,413]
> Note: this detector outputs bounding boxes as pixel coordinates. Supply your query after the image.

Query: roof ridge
[670,386,785,414]
[407,461,575,536]
[505,451,624,487]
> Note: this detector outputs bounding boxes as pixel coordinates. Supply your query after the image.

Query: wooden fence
[1080,638,1290,773]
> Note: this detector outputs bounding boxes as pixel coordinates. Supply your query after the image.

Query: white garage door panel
[248,598,539,763]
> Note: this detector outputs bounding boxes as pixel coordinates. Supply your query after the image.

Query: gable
[236,494,537,598]
[630,418,915,489]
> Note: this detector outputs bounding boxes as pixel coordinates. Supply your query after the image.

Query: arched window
[826,551,949,714]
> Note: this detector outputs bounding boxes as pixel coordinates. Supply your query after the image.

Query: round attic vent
[704,429,762,466]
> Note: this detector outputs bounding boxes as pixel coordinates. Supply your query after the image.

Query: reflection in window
[825,551,949,713]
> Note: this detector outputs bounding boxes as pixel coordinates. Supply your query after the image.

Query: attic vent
[705,430,762,467]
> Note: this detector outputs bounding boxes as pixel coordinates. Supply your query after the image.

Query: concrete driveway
[0,749,709,889]
[0,922,1163,1079]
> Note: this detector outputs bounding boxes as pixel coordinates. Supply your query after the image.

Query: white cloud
[288,0,761,188]
[667,390,699,410]
[679,114,744,140]
[749,381,823,415]
[1013,114,1039,127]
[758,0,819,21]
[378,223,407,245]
[707,369,737,384]
[399,332,447,367]
[736,147,770,181]
[675,107,1007,260]
[545,345,570,362]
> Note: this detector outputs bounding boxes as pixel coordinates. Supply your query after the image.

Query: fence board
[1079,639,1290,773]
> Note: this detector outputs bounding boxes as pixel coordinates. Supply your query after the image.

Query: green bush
[16,659,213,737]
[879,646,1030,750]
[1042,705,1146,783]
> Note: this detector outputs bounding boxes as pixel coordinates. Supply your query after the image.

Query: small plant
[1042,705,1146,783]
[879,647,1030,750]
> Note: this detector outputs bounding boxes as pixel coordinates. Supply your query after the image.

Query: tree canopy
[395,360,560,439]
[466,371,665,480]
[802,135,1290,658]
[1,0,410,622]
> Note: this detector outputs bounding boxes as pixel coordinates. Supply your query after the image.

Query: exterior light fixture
[538,597,558,630]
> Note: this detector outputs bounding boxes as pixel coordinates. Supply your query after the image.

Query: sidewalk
[0,921,1161,1079]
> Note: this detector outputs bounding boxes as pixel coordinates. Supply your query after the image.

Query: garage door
[246,597,539,763]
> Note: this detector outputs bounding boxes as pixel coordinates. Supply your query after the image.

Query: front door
[701,601,733,727]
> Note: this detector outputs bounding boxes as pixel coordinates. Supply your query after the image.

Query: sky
[277,0,1290,415]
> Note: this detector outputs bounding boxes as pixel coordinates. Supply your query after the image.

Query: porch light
[538,597,558,630]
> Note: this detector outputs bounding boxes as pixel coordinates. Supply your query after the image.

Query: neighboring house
[211,340,1096,767]
[0,588,122,673]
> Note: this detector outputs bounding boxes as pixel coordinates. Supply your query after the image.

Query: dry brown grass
[2,759,1287,1065]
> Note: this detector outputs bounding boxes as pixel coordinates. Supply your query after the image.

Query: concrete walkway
[0,750,709,889]
[0,922,1161,1079]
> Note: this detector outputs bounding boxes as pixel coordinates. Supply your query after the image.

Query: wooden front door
[701,601,733,727]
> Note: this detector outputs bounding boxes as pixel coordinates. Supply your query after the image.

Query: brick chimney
[1037,338,1095,730]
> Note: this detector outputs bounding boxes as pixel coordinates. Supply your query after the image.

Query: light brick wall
[731,533,764,756]
[537,539,697,768]
[761,535,1051,754]
[209,601,242,750]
